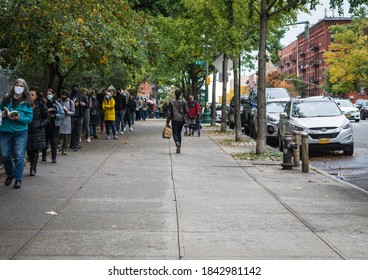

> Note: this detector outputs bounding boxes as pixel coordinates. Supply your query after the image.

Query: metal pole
[293,131,301,167]
[301,132,309,173]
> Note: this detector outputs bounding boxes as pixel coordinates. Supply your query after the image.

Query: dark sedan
[360,100,368,120]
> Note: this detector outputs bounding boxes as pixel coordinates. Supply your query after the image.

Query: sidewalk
[0,120,367,259]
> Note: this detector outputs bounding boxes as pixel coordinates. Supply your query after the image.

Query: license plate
[345,114,351,118]
[318,138,330,144]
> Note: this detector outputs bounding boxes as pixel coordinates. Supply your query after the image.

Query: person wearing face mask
[27,87,50,176]
[41,89,64,163]
[0,78,33,189]
[89,89,100,139]
[102,91,118,140]
[70,84,89,151]
[57,89,75,155]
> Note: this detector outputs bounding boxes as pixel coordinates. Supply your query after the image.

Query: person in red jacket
[187,94,201,136]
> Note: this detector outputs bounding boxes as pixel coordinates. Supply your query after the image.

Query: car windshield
[336,100,353,107]
[266,101,287,113]
[292,101,342,118]
[265,88,290,99]
[363,100,368,106]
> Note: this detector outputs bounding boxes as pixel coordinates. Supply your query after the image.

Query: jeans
[105,120,117,136]
[115,110,125,132]
[0,130,28,181]
[172,120,184,144]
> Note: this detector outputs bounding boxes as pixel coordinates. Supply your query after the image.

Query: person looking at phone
[0,78,33,189]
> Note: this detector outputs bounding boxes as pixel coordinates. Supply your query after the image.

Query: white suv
[278,97,354,155]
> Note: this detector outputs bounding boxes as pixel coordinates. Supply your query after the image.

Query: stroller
[187,117,201,137]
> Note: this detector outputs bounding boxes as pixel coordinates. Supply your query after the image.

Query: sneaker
[86,137,91,143]
[94,135,99,139]
[114,135,118,140]
[129,127,133,131]
[13,180,21,189]
[106,135,111,140]
[5,176,15,186]
[62,150,68,155]
[120,131,124,135]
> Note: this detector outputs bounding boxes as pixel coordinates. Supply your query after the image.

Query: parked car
[359,100,368,120]
[251,99,289,142]
[243,87,291,134]
[228,94,248,129]
[354,99,368,110]
[278,97,354,155]
[334,99,360,122]
[215,103,222,122]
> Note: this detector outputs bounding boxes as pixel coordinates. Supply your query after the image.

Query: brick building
[278,17,351,96]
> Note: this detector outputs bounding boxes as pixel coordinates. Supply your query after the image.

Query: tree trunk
[42,66,51,93]
[211,66,217,126]
[233,56,241,141]
[221,53,228,132]
[256,0,268,154]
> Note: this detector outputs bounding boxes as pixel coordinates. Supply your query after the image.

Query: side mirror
[280,112,288,119]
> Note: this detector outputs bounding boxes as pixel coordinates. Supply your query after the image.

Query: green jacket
[0,100,33,133]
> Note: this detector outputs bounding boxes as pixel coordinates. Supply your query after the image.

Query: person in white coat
[58,89,75,155]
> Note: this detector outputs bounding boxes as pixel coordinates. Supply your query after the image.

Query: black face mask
[61,96,67,100]
[72,88,79,95]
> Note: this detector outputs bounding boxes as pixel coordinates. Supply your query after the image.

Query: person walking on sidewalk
[42,89,64,163]
[27,87,50,176]
[102,91,118,140]
[58,89,75,155]
[166,89,188,154]
[0,78,33,189]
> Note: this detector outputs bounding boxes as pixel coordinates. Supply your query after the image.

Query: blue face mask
[105,96,111,100]
[46,95,53,101]
[92,96,96,99]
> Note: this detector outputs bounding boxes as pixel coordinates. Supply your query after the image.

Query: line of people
[0,79,139,189]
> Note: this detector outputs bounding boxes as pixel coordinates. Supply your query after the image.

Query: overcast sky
[281,0,351,46]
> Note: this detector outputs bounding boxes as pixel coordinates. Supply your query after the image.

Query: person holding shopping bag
[166,89,188,154]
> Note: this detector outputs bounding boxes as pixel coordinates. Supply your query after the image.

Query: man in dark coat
[70,84,89,151]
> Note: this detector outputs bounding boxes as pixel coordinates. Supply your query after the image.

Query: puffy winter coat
[27,100,50,151]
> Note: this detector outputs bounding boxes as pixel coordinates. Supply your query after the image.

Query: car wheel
[247,118,252,136]
[360,111,366,120]
[343,143,354,156]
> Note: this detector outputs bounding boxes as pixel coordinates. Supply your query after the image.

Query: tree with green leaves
[0,0,145,93]
[324,12,368,95]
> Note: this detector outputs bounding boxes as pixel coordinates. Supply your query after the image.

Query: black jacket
[27,100,50,151]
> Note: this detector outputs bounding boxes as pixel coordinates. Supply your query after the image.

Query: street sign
[195,60,205,66]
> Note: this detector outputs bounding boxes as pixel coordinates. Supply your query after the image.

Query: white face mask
[14,86,24,95]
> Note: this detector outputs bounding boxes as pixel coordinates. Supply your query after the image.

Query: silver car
[335,99,360,122]
[278,97,354,155]
[251,98,289,141]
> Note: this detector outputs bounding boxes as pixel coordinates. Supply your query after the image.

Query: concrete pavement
[0,120,367,259]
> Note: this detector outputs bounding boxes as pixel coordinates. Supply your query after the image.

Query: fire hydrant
[281,133,298,170]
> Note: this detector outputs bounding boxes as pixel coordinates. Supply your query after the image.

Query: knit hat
[107,85,116,92]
